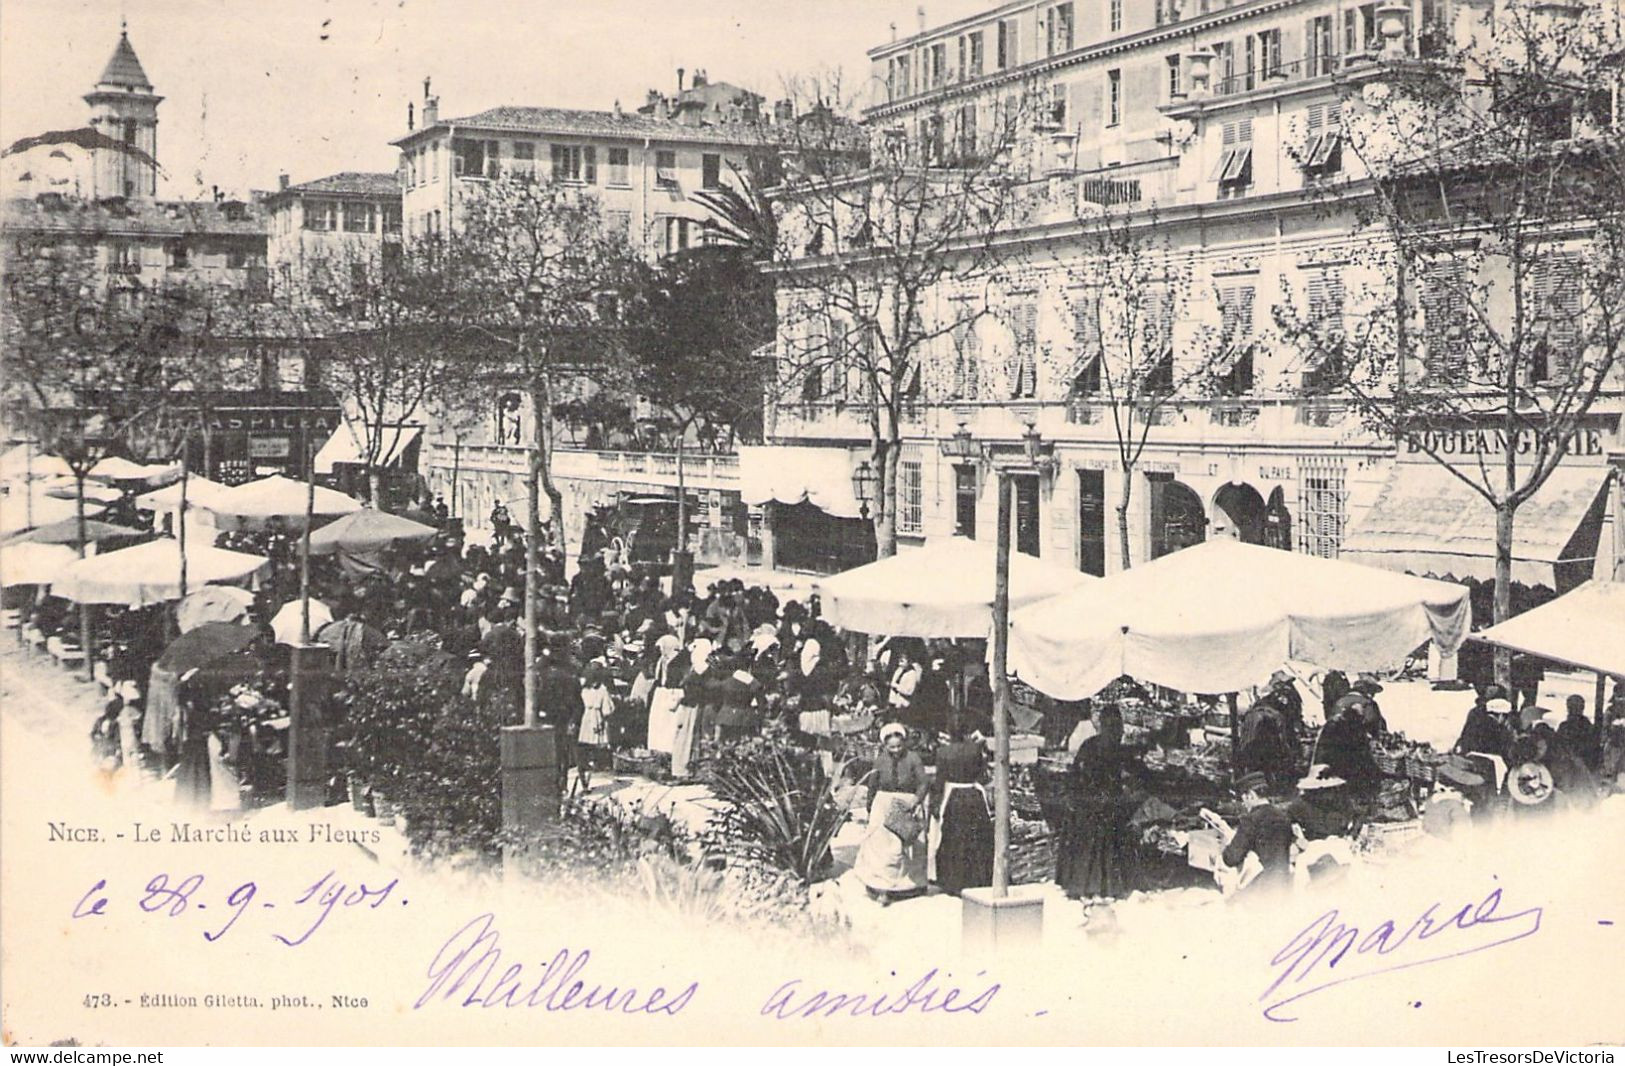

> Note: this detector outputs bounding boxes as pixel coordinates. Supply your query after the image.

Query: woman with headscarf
[854,721,931,903]
[645,634,687,757]
[929,717,993,895]
[670,637,712,778]
[1055,706,1141,900]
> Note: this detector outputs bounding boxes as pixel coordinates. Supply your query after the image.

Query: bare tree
[1276,3,1625,675]
[768,74,1033,557]
[435,178,640,726]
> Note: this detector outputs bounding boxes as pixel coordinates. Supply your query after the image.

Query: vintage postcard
[2,0,1623,1050]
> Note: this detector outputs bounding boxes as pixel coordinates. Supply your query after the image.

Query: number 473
[83,993,113,1008]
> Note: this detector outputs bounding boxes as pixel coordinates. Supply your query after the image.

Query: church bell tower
[83,26,162,199]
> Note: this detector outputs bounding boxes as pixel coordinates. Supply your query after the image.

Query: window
[1049,3,1075,54]
[655,149,678,188]
[167,241,188,268]
[1305,267,1345,334]
[1014,475,1041,558]
[660,216,693,255]
[957,103,979,160]
[1421,258,1471,383]
[701,153,722,189]
[511,141,535,183]
[342,202,375,233]
[1072,293,1102,398]
[1307,15,1336,76]
[1108,0,1122,33]
[1106,70,1121,127]
[967,30,985,76]
[920,115,946,164]
[1166,55,1183,100]
[1155,0,1182,26]
[890,55,912,99]
[304,200,337,231]
[1049,83,1070,128]
[382,203,402,234]
[1530,252,1585,382]
[1077,469,1105,575]
[955,466,978,539]
[899,461,923,534]
[608,147,630,186]
[1297,457,1347,559]
[226,248,254,270]
[1009,301,1039,399]
[606,210,631,239]
[453,138,499,178]
[1302,102,1344,175]
[1258,28,1282,80]
[1217,284,1256,394]
[952,315,980,399]
[997,19,1018,70]
[1344,3,1378,56]
[1213,119,1254,191]
[551,144,596,184]
[929,43,948,87]
[123,119,138,145]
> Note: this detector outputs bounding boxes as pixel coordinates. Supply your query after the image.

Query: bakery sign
[1400,422,1612,465]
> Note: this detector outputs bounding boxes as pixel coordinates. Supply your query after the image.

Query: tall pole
[300,426,314,643]
[991,471,1013,897]
[24,439,33,528]
[177,446,190,604]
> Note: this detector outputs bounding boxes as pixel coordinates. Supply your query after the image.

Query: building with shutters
[752,0,1622,605]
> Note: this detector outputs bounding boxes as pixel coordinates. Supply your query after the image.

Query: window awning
[1342,462,1613,588]
[738,445,864,520]
[313,424,423,475]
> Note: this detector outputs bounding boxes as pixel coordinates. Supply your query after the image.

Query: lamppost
[851,458,878,521]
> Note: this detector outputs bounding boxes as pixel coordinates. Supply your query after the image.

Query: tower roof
[95,31,152,91]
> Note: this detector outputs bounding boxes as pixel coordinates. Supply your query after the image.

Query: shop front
[178,392,342,484]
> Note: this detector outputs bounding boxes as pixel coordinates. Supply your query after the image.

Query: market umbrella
[52,538,271,607]
[307,508,437,555]
[270,598,333,645]
[41,477,123,503]
[88,456,182,485]
[0,542,78,587]
[135,475,232,513]
[1474,581,1625,678]
[176,586,257,633]
[0,491,108,536]
[154,621,260,677]
[0,449,71,481]
[2,517,145,547]
[812,536,1095,639]
[201,474,362,532]
[1006,539,1471,701]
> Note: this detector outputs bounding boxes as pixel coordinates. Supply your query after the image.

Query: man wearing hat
[1220,772,1296,898]
[1284,764,1354,840]
[1454,695,1514,761]
[1350,675,1387,737]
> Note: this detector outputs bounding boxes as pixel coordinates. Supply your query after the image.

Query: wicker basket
[612,750,666,778]
[1406,753,1438,784]
[1008,819,1056,885]
[1374,749,1405,776]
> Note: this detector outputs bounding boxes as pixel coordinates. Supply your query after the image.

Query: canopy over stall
[815,536,1094,639]
[200,475,362,532]
[1007,540,1471,700]
[39,478,122,503]
[307,508,437,555]
[0,448,71,481]
[134,476,232,513]
[1474,581,1625,677]
[312,423,423,476]
[0,490,107,536]
[2,518,144,547]
[88,456,182,486]
[1342,464,1611,589]
[176,586,257,633]
[52,538,270,607]
[0,542,78,587]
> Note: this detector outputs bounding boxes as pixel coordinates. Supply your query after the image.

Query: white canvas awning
[1343,464,1611,587]
[1474,581,1625,677]
[313,423,423,475]
[815,537,1093,639]
[201,475,362,531]
[1007,540,1471,700]
[135,475,233,513]
[52,538,270,607]
[738,445,864,519]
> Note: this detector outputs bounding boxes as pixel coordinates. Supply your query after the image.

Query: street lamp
[939,422,981,460]
[851,459,878,520]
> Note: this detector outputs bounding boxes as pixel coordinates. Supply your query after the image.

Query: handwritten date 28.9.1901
[71,870,404,946]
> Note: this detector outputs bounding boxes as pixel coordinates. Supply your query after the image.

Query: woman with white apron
[645,635,686,756]
[927,719,992,894]
[854,722,931,903]
[670,638,712,778]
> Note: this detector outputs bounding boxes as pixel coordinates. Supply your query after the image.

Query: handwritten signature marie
[1261,886,1543,1022]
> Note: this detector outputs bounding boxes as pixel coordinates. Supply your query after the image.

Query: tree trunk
[523,428,542,728]
[368,467,385,513]
[872,439,898,559]
[1116,466,1136,571]
[201,424,214,481]
[990,472,1013,895]
[1493,499,1514,691]
[75,471,94,681]
[535,377,565,552]
[672,434,694,594]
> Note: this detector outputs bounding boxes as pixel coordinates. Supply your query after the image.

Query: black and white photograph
[1,0,1622,1051]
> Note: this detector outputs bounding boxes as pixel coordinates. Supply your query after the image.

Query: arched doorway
[1263,486,1293,550]
[1213,482,1268,544]
[1149,475,1207,559]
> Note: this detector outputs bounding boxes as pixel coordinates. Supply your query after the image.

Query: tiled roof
[275,172,400,199]
[1,194,267,239]
[95,33,152,91]
[402,105,768,147]
[2,126,158,170]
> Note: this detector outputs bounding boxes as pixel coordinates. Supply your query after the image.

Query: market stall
[199,474,362,532]
[52,538,271,607]
[813,536,1093,639]
[1473,580,1625,679]
[1006,539,1470,701]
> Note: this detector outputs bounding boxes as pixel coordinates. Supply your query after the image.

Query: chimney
[917,5,926,33]
[613,99,623,118]
[646,89,662,109]
[407,101,415,131]
[278,173,290,191]
[677,67,686,93]
[774,98,794,123]
[212,184,220,202]
[423,95,439,127]
[890,21,898,42]
[693,69,708,88]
